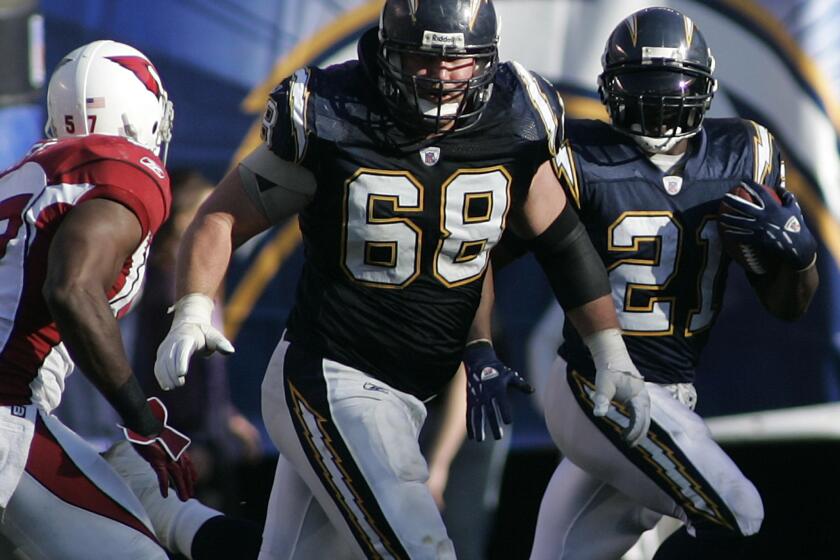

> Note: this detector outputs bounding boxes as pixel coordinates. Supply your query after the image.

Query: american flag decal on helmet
[106,56,162,99]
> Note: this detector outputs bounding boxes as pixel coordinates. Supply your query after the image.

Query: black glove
[464,340,533,442]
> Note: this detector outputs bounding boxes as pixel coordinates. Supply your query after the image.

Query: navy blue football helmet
[598,7,717,152]
[377,0,500,132]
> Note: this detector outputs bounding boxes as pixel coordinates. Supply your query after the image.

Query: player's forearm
[428,366,468,469]
[467,268,495,342]
[175,212,234,299]
[752,260,819,321]
[46,281,132,389]
[565,294,621,338]
[44,283,160,434]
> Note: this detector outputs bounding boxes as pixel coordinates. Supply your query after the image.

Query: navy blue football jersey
[555,118,784,384]
[259,31,563,399]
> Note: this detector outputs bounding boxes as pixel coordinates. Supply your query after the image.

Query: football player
[476,7,819,560]
[153,1,652,558]
[0,41,259,560]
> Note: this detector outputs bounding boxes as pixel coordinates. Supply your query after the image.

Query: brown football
[718,183,782,275]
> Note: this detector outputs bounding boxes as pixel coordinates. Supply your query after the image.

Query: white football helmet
[45,40,174,161]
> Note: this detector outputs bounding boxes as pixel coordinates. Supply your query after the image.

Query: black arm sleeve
[531,203,611,310]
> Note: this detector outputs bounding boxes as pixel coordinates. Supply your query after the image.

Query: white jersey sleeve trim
[289,68,312,163]
[510,61,559,156]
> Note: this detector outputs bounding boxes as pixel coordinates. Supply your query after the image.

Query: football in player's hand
[718,182,782,275]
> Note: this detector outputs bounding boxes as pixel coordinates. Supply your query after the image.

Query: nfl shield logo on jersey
[663,175,683,196]
[420,147,441,166]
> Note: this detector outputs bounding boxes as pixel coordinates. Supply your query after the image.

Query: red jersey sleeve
[31,136,172,237]
[75,160,170,237]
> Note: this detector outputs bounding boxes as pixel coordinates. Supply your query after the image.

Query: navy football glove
[719,181,817,270]
[464,340,533,442]
[122,397,196,501]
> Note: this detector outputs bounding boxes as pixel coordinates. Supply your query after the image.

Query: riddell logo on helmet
[106,56,163,99]
[422,31,465,49]
[641,46,684,63]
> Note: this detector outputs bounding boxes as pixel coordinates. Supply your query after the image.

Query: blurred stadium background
[3,0,840,558]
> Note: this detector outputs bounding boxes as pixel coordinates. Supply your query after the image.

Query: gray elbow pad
[239,145,316,223]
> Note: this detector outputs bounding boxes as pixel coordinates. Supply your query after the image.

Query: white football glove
[585,329,651,447]
[155,293,235,391]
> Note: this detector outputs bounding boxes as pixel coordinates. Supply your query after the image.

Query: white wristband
[583,328,635,374]
[168,293,214,325]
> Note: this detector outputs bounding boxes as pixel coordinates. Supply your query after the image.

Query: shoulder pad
[261,68,313,163]
[564,119,619,146]
[27,136,171,234]
[260,62,369,162]
[30,136,169,186]
[507,61,564,157]
[563,119,630,163]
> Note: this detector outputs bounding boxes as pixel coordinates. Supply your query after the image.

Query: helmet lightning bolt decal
[468,0,483,30]
[626,15,638,47]
[684,16,695,47]
[106,56,163,100]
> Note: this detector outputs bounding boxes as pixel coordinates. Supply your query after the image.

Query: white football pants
[259,336,455,560]
[531,360,763,560]
[0,408,166,559]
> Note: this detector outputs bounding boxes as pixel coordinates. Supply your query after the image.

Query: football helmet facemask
[45,40,174,162]
[598,7,717,153]
[377,0,500,133]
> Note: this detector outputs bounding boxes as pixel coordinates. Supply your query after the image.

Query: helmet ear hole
[152,122,158,134]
